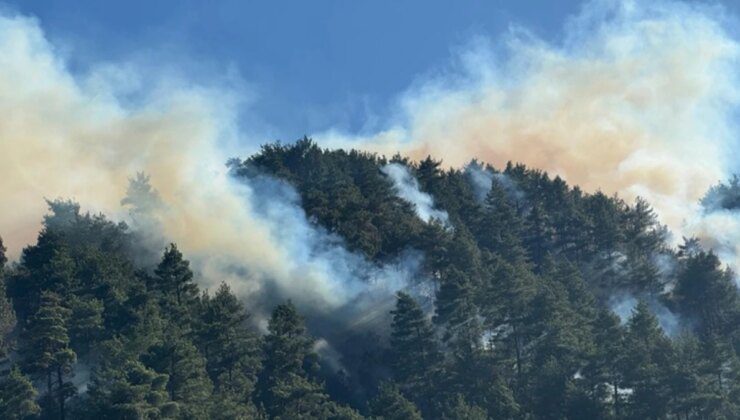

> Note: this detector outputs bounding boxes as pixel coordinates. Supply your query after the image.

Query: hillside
[1,139,739,419]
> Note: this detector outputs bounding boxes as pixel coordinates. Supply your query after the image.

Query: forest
[1,138,739,419]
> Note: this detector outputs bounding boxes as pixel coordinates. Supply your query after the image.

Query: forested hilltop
[1,139,739,419]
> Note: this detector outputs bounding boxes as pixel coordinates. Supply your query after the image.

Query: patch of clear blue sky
[5,0,739,143]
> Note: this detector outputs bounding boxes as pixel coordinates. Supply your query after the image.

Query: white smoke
[213,172,425,320]
[464,161,495,202]
[464,161,524,204]
[609,294,680,336]
[684,206,740,280]
[0,11,423,330]
[380,163,449,224]
[318,0,740,270]
[2,0,740,336]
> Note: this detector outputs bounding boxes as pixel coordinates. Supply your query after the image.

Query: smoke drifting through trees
[0,2,740,416]
[381,163,450,225]
[320,0,740,257]
[609,294,680,336]
[2,1,740,299]
[464,161,525,205]
[4,140,740,417]
[0,11,428,336]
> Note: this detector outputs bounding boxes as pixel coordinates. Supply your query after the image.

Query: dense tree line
[0,139,739,418]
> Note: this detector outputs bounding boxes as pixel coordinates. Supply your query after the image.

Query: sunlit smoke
[319,0,740,245]
[0,12,422,331]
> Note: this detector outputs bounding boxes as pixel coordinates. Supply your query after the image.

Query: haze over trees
[1,139,739,419]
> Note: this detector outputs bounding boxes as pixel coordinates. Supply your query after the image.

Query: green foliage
[236,139,424,259]
[622,301,674,419]
[438,394,488,420]
[84,360,177,419]
[702,174,740,211]
[21,291,76,419]
[259,301,337,418]
[0,279,16,359]
[67,296,104,355]
[0,236,6,269]
[673,251,740,339]
[0,366,40,420]
[389,292,441,414]
[152,244,200,321]
[369,382,421,420]
[2,143,740,419]
[143,330,213,418]
[195,283,261,417]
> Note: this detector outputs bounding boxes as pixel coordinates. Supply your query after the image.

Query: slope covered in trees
[1,139,739,419]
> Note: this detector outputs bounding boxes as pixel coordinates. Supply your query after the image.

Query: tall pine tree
[0,366,40,420]
[258,301,339,419]
[22,291,76,420]
[389,292,441,414]
[152,244,199,322]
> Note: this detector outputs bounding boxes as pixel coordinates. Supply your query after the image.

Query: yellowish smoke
[0,14,352,308]
[320,1,740,236]
[2,0,740,298]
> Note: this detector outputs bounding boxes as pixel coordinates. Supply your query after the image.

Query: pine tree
[143,330,213,418]
[479,255,537,385]
[673,251,739,338]
[8,235,77,321]
[627,255,663,295]
[582,309,625,418]
[0,236,6,270]
[438,394,488,420]
[85,360,178,419]
[369,382,422,420]
[443,349,519,420]
[258,301,334,419]
[669,332,714,419]
[120,172,163,217]
[622,301,673,419]
[22,291,76,420]
[543,259,596,321]
[416,156,444,194]
[584,191,624,257]
[389,292,441,413]
[527,281,589,420]
[195,283,261,416]
[0,236,15,370]
[622,197,665,256]
[152,244,199,321]
[0,280,15,359]
[478,181,528,263]
[523,202,555,270]
[67,295,104,356]
[699,334,740,418]
[0,366,40,420]
[433,267,477,335]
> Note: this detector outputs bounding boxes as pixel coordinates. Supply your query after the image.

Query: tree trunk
[513,325,522,381]
[612,379,619,418]
[169,352,176,401]
[56,365,65,420]
[47,369,52,397]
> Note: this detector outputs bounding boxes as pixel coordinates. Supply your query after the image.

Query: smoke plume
[320,0,740,247]
[2,0,740,335]
[609,293,681,336]
[464,161,524,204]
[381,163,449,224]
[0,11,424,335]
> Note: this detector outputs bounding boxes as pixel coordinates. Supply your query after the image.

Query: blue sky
[2,0,740,266]
[4,0,594,139]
